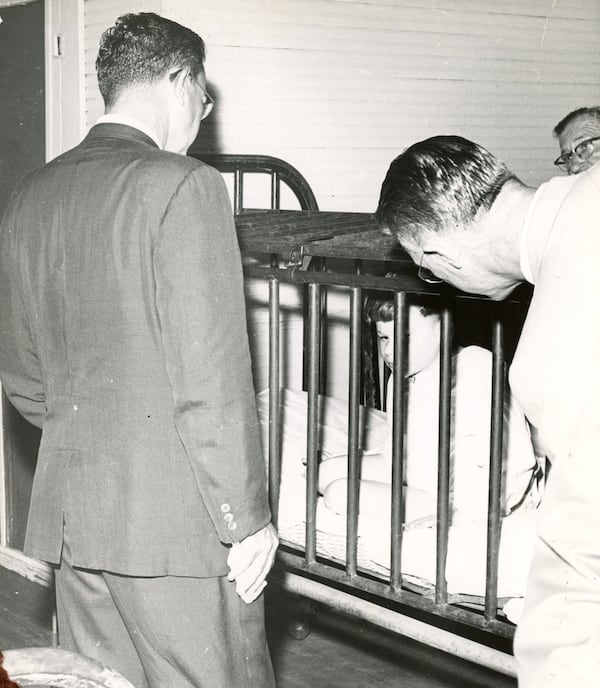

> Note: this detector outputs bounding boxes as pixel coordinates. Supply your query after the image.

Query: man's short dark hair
[553,106,600,138]
[375,136,515,246]
[96,13,206,108]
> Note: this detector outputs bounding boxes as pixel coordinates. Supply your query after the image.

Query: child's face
[376,306,441,377]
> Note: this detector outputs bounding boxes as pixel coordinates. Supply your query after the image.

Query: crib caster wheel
[287,616,312,640]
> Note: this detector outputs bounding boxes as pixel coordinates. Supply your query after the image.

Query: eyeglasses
[169,68,215,120]
[554,136,600,170]
[417,251,443,284]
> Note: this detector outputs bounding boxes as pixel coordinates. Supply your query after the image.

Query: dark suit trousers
[54,535,275,688]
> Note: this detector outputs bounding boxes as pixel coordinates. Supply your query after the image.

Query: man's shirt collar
[96,114,161,149]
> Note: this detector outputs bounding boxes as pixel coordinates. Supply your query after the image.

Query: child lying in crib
[318,296,540,528]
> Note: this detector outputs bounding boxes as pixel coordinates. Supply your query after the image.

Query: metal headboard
[188,153,319,213]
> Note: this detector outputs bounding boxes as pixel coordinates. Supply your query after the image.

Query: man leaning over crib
[375,136,600,688]
[0,12,277,688]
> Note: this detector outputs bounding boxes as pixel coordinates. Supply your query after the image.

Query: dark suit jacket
[0,124,271,576]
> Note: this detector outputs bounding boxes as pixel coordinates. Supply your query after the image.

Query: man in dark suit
[0,13,277,687]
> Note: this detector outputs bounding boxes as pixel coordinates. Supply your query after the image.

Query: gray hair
[553,106,600,138]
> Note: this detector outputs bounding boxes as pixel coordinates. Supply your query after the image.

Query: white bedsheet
[257,388,538,623]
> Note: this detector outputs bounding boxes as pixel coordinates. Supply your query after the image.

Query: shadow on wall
[189,81,224,155]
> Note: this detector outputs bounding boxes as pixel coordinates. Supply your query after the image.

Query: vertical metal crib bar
[305,282,322,565]
[435,305,452,604]
[233,168,243,214]
[270,171,281,209]
[268,273,281,526]
[319,260,329,397]
[485,310,505,619]
[345,286,362,577]
[390,291,408,592]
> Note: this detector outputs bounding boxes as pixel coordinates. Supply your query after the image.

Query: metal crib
[192,152,532,678]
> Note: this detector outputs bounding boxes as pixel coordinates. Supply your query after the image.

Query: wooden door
[0,0,45,550]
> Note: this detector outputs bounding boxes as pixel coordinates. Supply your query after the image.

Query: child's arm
[318,452,389,494]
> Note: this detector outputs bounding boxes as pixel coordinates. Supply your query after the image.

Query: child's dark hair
[364,272,440,323]
[364,295,439,324]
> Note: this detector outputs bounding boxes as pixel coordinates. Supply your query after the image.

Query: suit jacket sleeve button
[227,521,237,531]
[224,513,233,523]
[221,503,231,513]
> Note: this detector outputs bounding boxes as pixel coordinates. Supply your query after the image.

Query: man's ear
[421,234,462,270]
[169,68,189,105]
[421,235,463,270]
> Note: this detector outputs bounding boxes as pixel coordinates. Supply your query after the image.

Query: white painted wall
[83,0,600,211]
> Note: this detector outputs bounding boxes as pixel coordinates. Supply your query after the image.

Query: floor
[265,589,517,688]
[1,565,517,688]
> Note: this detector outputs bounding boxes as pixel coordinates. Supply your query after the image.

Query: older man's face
[556,114,600,175]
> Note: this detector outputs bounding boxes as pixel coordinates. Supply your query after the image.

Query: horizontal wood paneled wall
[85,0,600,211]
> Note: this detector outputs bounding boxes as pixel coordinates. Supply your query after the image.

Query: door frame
[45,0,85,160]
